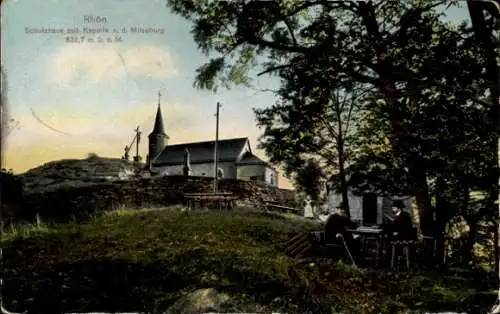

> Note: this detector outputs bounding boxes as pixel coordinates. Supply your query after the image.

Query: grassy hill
[19,156,139,194]
[2,207,496,313]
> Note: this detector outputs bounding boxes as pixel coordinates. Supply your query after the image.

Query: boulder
[165,288,229,314]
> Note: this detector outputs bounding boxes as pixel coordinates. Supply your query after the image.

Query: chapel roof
[236,151,269,166]
[152,137,250,166]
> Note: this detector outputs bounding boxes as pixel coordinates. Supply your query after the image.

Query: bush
[1,168,23,203]
[86,152,100,160]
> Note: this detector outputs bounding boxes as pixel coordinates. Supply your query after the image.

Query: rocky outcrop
[6,176,295,225]
[165,288,229,314]
[19,157,140,194]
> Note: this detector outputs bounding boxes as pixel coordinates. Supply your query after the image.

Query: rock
[165,288,229,314]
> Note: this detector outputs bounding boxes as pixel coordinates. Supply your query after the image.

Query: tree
[293,159,326,208]
[345,20,496,263]
[464,0,500,286]
[254,61,367,212]
[166,0,496,242]
[466,0,499,109]
[87,152,100,160]
[1,168,23,204]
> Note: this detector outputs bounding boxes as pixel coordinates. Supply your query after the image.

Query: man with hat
[324,203,360,255]
[385,200,415,240]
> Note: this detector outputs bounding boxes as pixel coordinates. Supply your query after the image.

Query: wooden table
[184,192,237,211]
[347,227,387,267]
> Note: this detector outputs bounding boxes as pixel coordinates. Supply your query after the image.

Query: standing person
[303,195,314,219]
[385,200,415,240]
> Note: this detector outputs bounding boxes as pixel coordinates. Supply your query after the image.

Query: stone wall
[154,161,237,179]
[7,176,295,225]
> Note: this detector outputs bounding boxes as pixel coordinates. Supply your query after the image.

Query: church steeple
[148,91,169,166]
[150,91,167,136]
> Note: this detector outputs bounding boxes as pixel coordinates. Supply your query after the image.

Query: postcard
[1,0,498,313]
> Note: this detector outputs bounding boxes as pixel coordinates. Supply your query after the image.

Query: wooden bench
[184,192,238,211]
[264,201,301,214]
[265,200,283,206]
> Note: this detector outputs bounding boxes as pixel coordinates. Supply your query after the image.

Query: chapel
[146,100,278,187]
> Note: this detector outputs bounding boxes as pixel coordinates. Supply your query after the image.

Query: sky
[0,0,470,190]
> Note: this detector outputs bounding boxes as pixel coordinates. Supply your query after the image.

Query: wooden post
[135,126,140,157]
[133,126,141,162]
[213,102,221,192]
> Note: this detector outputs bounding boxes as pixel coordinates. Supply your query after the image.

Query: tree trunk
[339,166,350,219]
[337,135,350,219]
[493,218,499,277]
[383,83,435,236]
[463,217,478,265]
[434,176,451,266]
[360,3,437,238]
[487,187,499,275]
[459,182,475,265]
[408,154,435,237]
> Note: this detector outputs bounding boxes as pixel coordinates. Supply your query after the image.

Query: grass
[2,206,497,313]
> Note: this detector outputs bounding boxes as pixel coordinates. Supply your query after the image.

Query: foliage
[1,168,23,203]
[167,0,498,252]
[253,61,367,194]
[292,159,325,203]
[346,20,496,197]
[86,152,100,160]
[2,206,496,313]
[166,1,463,92]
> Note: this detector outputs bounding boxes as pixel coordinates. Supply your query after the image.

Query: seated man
[384,200,416,240]
[324,204,360,256]
[317,206,332,222]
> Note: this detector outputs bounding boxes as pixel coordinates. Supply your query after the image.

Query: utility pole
[133,126,141,162]
[213,102,221,192]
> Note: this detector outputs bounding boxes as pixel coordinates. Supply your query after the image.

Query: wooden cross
[134,126,141,143]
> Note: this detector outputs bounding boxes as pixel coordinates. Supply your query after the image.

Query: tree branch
[471,97,494,108]
[343,95,356,137]
[222,22,239,47]
[284,19,298,45]
[320,115,339,140]
[248,36,311,54]
[257,61,300,76]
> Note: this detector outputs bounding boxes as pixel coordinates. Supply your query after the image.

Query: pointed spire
[149,91,166,136]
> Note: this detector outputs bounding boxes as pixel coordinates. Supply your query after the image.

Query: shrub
[86,152,100,160]
[1,168,23,203]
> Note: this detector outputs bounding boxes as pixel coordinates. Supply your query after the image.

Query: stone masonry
[8,176,295,225]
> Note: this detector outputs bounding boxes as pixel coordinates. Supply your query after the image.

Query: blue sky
[1,0,470,189]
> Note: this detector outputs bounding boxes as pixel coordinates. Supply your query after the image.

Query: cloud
[49,44,176,86]
[4,101,294,189]
[6,101,196,144]
[4,101,197,168]
[121,46,176,78]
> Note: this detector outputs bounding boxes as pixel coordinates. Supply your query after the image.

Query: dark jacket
[324,214,358,244]
[385,211,415,240]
